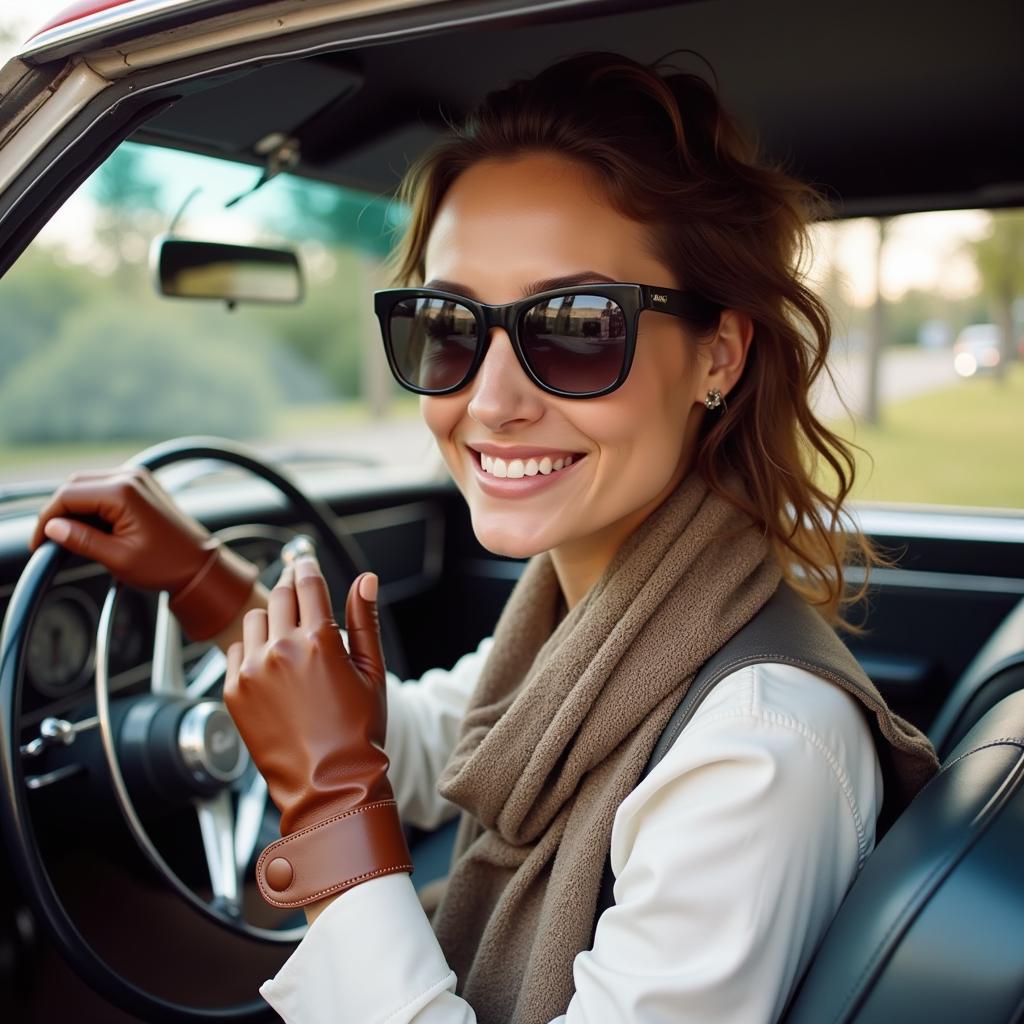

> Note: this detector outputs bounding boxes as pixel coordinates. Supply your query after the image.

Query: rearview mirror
[152,236,303,306]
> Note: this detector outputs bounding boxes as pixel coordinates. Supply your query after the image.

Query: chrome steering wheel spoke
[234,768,270,875]
[186,645,227,700]
[195,789,242,916]
[151,591,186,695]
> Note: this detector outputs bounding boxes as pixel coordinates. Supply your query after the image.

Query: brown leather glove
[30,467,258,641]
[223,556,412,909]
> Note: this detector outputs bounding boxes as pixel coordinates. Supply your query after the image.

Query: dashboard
[3,484,452,792]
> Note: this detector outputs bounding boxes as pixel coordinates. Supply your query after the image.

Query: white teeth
[479,452,580,478]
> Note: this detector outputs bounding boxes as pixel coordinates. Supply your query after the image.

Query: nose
[466,327,546,429]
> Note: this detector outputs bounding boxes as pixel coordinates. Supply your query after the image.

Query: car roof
[16,0,1024,218]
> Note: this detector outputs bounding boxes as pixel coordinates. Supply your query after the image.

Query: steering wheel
[0,437,406,1022]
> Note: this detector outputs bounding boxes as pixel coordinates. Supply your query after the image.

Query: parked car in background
[953,322,1003,376]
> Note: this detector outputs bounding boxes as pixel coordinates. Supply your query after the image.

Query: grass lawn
[826,362,1024,510]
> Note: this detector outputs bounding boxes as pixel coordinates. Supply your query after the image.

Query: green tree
[968,209,1024,380]
[277,177,401,258]
[89,144,165,284]
[265,177,406,411]
[0,245,93,377]
[0,304,282,443]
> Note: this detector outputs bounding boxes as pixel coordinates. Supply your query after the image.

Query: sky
[0,2,992,307]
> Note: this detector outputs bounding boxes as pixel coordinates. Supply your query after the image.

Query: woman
[33,51,939,1023]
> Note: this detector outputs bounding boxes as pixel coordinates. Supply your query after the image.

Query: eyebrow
[422,271,618,301]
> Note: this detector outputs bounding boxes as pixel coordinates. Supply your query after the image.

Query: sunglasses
[373,283,723,399]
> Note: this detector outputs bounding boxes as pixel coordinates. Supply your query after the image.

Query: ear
[694,309,753,403]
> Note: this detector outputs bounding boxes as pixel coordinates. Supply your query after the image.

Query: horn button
[118,695,249,803]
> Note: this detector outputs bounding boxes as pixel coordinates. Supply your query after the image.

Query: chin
[471,518,554,561]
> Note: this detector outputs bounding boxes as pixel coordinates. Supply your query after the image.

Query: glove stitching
[258,862,414,908]
[262,799,400,848]
[256,800,411,907]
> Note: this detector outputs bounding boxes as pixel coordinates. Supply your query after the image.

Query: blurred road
[811,346,958,421]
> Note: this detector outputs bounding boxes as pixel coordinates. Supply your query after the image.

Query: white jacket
[261,635,882,1023]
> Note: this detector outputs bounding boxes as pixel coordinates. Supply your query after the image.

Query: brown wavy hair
[387,50,892,632]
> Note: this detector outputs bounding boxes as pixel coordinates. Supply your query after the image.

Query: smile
[468,448,586,496]
[480,452,577,478]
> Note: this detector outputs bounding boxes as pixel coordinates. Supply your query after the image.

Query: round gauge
[110,589,148,671]
[27,590,97,697]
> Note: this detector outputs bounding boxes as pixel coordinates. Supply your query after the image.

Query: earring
[704,388,726,411]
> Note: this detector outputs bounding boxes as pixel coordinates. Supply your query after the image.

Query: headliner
[128,0,1024,217]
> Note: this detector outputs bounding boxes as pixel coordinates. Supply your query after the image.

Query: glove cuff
[255,800,413,909]
[169,540,259,641]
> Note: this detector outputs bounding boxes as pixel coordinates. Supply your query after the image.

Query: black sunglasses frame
[373,283,723,399]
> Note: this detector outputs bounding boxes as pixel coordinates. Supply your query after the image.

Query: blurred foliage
[0,141,406,446]
[884,289,988,348]
[1,247,93,376]
[93,145,163,215]
[277,176,403,258]
[967,210,1024,376]
[0,303,281,443]
[825,278,990,350]
[234,246,376,399]
[970,210,1024,302]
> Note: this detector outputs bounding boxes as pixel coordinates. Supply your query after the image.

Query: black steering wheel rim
[0,436,399,1022]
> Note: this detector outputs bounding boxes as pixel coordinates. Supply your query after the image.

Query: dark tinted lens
[521,294,627,394]
[388,297,479,391]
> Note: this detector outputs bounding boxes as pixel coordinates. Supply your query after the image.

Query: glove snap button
[266,857,293,891]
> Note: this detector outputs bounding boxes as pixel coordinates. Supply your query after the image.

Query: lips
[467,443,586,460]
[467,446,586,496]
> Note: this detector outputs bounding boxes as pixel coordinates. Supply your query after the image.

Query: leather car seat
[929,595,1024,759]
[781,688,1024,1023]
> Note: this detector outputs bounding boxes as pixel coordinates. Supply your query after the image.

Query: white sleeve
[381,635,494,831]
[259,661,883,1024]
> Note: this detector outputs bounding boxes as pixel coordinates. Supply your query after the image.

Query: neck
[551,455,695,612]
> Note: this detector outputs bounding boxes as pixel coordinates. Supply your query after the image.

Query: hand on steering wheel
[30,466,258,641]
[3,437,406,1022]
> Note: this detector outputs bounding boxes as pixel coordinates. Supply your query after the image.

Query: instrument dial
[27,590,96,697]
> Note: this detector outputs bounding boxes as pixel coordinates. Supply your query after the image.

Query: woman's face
[420,152,720,584]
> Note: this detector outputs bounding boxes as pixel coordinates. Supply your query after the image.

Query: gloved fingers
[242,607,268,654]
[345,573,385,686]
[293,555,334,628]
[268,566,297,640]
[40,517,135,572]
[30,476,141,550]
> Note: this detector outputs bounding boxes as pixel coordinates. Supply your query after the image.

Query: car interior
[1,0,1023,1021]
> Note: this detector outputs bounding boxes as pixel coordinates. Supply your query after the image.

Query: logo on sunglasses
[652,293,668,304]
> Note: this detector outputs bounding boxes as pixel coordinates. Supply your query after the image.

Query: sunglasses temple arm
[640,285,722,324]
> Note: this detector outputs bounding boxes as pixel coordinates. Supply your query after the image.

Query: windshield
[0,140,437,496]
[0,137,1022,512]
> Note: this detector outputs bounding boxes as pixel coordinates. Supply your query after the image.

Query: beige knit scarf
[432,467,938,1024]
